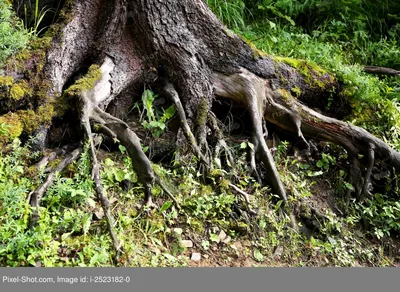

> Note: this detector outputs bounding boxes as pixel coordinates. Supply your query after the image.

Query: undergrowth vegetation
[0,137,395,267]
[0,0,29,64]
[1,0,400,267]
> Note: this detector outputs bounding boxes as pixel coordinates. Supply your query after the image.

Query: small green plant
[357,193,400,239]
[183,191,235,221]
[316,152,336,171]
[275,140,289,162]
[22,0,54,37]
[0,0,29,64]
[139,89,176,137]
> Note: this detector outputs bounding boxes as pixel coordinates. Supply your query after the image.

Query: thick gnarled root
[163,82,209,166]
[213,68,299,230]
[91,104,182,212]
[81,106,123,261]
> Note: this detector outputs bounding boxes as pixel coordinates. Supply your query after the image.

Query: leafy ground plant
[0,0,29,64]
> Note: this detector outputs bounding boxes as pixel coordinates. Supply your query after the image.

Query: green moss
[10,80,32,100]
[0,76,14,87]
[210,168,225,177]
[275,56,327,76]
[58,0,75,23]
[273,56,330,88]
[196,98,208,127]
[219,179,230,190]
[65,65,102,96]
[9,84,24,100]
[29,37,52,51]
[0,32,59,137]
[0,76,33,100]
[25,165,39,179]
[48,158,63,170]
[277,88,292,101]
[291,86,302,97]
[43,0,75,40]
[0,113,23,146]
[16,104,55,134]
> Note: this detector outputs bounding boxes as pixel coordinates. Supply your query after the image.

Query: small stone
[222,236,231,244]
[191,253,201,262]
[203,254,209,259]
[231,242,242,250]
[273,246,284,258]
[182,240,193,248]
[94,210,104,220]
[218,230,227,241]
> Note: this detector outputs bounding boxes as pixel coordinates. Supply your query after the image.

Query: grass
[0,0,29,64]
[0,138,395,267]
[0,0,399,267]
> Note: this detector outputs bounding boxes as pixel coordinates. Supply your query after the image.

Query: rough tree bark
[2,0,400,257]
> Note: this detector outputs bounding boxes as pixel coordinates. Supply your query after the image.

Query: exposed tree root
[80,100,122,261]
[358,144,375,202]
[212,67,400,206]
[213,69,298,230]
[163,82,209,166]
[34,143,80,171]
[155,176,181,210]
[228,183,257,215]
[249,136,262,184]
[364,66,400,76]
[213,139,235,169]
[30,147,83,227]
[56,57,183,260]
[208,113,235,169]
[264,87,400,201]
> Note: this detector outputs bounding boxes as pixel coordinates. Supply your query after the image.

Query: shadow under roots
[211,99,253,138]
[211,99,310,156]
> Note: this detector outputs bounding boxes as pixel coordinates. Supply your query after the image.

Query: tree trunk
[2,0,400,245]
